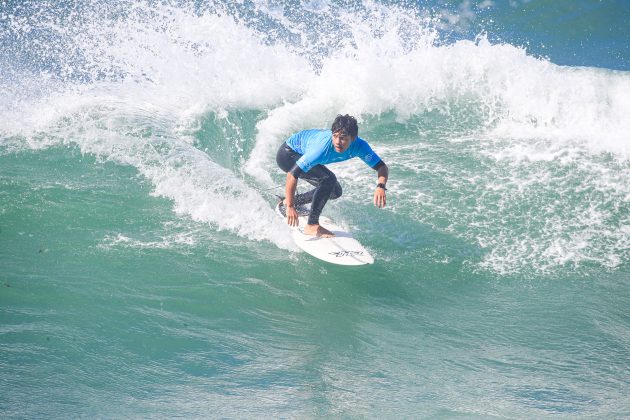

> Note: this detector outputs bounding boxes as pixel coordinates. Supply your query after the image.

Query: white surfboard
[276,203,374,265]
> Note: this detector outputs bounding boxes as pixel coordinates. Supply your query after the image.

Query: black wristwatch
[376,183,387,190]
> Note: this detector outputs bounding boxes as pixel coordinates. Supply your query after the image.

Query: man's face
[332,131,355,153]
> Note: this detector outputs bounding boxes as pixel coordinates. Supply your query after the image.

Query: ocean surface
[1,0,629,417]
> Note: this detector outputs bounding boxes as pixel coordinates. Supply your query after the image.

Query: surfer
[276,114,388,237]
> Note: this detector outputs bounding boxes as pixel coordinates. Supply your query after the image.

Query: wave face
[2,0,628,273]
[1,1,629,418]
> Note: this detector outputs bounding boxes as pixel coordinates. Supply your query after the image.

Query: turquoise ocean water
[1,0,629,417]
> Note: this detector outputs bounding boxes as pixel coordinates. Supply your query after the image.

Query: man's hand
[374,163,388,208]
[284,172,299,226]
[374,187,386,208]
[286,206,299,226]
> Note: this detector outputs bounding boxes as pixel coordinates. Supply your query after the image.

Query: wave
[1,0,628,273]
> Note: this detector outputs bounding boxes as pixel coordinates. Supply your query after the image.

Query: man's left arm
[357,138,388,208]
[373,161,388,208]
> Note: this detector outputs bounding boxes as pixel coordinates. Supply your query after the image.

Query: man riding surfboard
[276,114,389,237]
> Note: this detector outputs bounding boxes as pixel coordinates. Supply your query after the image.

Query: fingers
[374,190,386,208]
[286,208,299,226]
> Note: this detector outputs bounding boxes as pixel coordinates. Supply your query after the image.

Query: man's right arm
[284,172,299,226]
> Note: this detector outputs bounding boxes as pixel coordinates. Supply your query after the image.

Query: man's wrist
[376,183,387,190]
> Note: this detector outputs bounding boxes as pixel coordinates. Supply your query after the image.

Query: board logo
[329,250,364,258]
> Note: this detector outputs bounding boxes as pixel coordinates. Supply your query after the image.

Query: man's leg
[293,177,342,208]
[276,143,342,213]
[276,142,342,226]
[297,165,342,225]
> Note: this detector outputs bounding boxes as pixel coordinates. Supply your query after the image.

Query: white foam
[0,3,314,249]
[99,232,196,251]
[2,1,629,262]
[4,3,629,162]
[244,26,630,180]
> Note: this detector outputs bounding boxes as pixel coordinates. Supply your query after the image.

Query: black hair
[331,114,358,138]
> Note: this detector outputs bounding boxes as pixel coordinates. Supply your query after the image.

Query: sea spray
[2,2,630,418]
[1,0,629,273]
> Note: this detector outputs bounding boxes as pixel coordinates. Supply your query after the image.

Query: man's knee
[330,182,342,200]
[321,171,337,187]
[321,172,342,199]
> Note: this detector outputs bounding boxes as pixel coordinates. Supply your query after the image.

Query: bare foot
[304,224,335,237]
